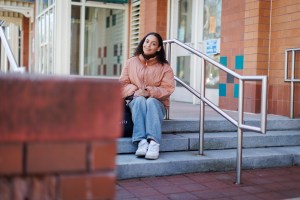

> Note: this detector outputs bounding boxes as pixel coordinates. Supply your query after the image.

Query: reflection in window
[176,56,190,86]
[38,0,55,15]
[205,58,219,89]
[177,0,192,43]
[70,5,81,75]
[203,0,222,89]
[203,0,222,40]
[83,7,125,76]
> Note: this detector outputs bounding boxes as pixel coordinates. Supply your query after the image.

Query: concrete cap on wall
[0,74,122,142]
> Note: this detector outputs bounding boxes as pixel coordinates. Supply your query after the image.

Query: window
[113,64,117,75]
[36,0,55,74]
[114,44,118,56]
[177,0,192,43]
[70,1,126,77]
[106,16,110,28]
[112,14,116,26]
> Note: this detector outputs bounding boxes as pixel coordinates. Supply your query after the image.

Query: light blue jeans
[128,96,166,144]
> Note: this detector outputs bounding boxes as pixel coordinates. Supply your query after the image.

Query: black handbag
[122,100,133,137]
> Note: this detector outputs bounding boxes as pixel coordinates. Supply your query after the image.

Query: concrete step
[116,146,300,180]
[117,130,300,154]
[117,103,300,180]
[162,118,300,133]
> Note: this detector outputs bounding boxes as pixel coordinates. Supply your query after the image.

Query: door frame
[168,0,204,104]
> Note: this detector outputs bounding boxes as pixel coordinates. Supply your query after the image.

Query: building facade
[0,0,299,117]
[219,0,300,117]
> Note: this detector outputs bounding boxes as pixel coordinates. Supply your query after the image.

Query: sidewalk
[116,166,300,200]
[116,101,299,200]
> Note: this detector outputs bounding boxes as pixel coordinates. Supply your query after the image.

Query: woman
[119,32,175,160]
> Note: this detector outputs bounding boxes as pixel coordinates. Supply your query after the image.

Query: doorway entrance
[168,0,221,105]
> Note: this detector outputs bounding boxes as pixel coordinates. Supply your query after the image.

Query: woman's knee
[146,98,166,115]
[130,96,147,108]
[146,97,159,106]
[134,96,147,104]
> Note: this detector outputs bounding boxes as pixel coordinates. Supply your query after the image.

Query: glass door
[169,0,221,105]
[169,0,203,103]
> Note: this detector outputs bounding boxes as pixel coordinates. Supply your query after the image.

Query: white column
[9,24,20,66]
[54,0,71,75]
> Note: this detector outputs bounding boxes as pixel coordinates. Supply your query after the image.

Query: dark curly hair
[134,32,168,65]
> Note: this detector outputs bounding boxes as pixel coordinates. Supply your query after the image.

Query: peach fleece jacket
[119,54,175,108]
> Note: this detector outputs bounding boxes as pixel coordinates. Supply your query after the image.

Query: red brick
[59,175,86,200]
[295,101,300,118]
[0,179,12,200]
[0,75,122,142]
[90,141,116,171]
[27,142,86,174]
[30,176,57,200]
[90,174,115,199]
[60,173,115,200]
[0,144,23,175]
[139,0,168,39]
[12,177,28,200]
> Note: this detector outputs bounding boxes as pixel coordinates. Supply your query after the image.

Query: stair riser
[163,119,300,133]
[189,134,300,150]
[117,147,300,180]
[118,132,300,154]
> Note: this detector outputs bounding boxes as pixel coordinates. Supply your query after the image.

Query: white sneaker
[145,140,160,160]
[135,139,148,157]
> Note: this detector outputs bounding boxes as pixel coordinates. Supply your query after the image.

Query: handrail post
[261,76,268,133]
[236,79,244,184]
[290,50,295,118]
[236,128,243,184]
[290,82,294,119]
[199,58,205,155]
[167,42,172,65]
[166,42,172,120]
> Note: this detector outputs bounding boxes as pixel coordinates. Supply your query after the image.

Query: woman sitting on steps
[119,32,175,160]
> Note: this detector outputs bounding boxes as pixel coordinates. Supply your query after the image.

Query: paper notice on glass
[204,39,220,55]
[209,16,216,34]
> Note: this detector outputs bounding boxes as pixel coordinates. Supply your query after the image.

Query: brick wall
[219,0,246,111]
[0,74,122,200]
[243,0,270,113]
[220,0,300,116]
[268,0,300,117]
[139,0,168,39]
[0,141,116,199]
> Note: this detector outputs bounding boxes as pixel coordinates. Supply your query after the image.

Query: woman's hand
[134,88,150,98]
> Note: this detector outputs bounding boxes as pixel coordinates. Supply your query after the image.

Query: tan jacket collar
[138,54,158,66]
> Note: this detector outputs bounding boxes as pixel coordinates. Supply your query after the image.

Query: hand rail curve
[164,39,268,184]
[164,39,267,133]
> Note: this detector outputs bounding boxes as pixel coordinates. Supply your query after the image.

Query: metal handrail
[0,22,25,73]
[164,39,268,184]
[284,48,300,118]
